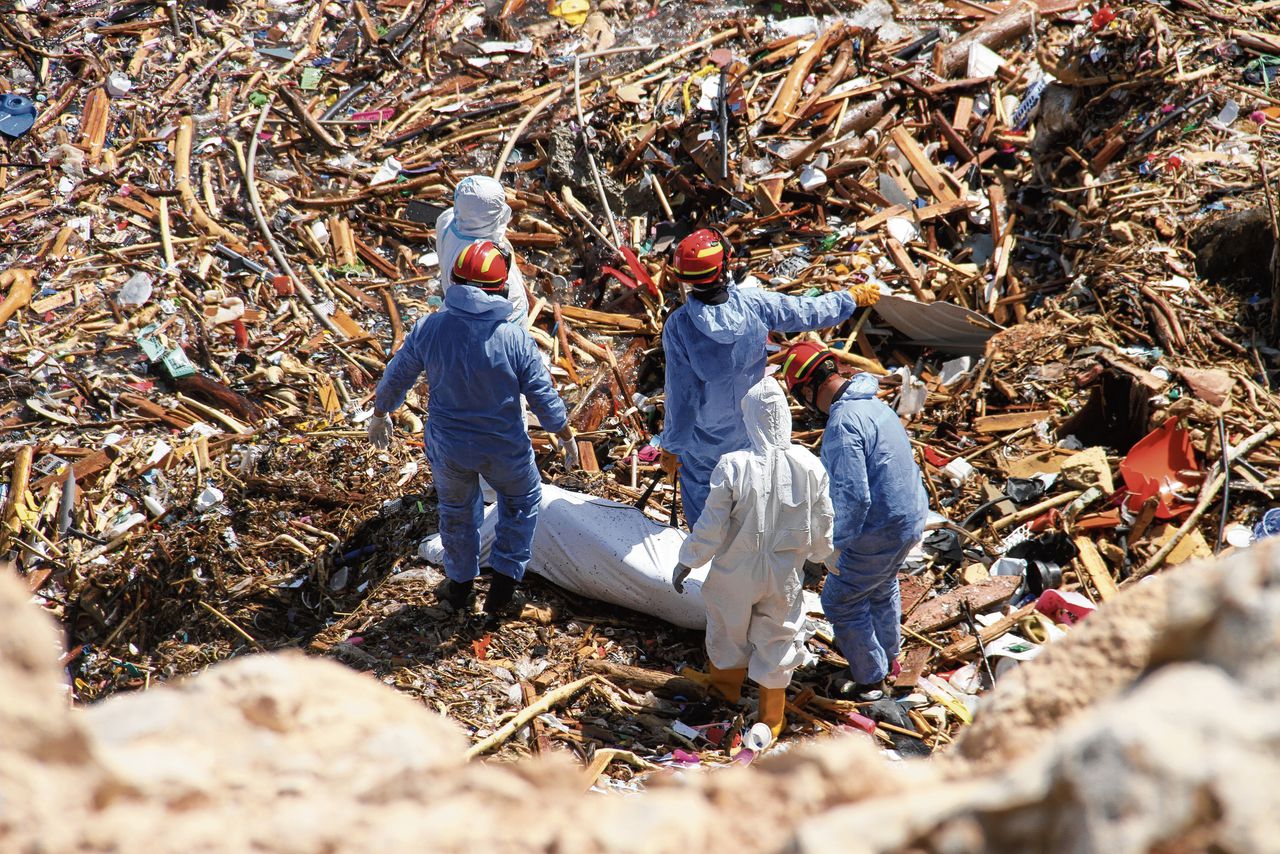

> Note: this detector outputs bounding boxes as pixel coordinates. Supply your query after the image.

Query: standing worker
[436,175,529,324]
[368,240,577,615]
[660,228,880,525]
[671,376,834,741]
[779,342,928,701]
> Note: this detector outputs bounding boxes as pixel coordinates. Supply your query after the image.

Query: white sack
[420,484,711,629]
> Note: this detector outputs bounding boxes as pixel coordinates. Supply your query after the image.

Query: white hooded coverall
[677,376,835,688]
[435,175,530,324]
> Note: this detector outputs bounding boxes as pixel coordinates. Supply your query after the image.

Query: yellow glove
[848,283,881,307]
[659,450,681,477]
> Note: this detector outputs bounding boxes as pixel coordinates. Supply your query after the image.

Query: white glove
[367,412,392,450]
[559,431,580,471]
[672,562,692,593]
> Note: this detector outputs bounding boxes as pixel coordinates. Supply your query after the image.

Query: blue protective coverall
[661,284,855,525]
[820,373,929,685]
[374,285,568,583]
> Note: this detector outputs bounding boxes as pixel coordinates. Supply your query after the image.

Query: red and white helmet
[671,228,730,286]
[779,341,837,393]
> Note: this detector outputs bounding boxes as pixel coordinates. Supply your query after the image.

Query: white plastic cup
[743,722,774,752]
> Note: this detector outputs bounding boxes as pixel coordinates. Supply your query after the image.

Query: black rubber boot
[484,572,521,615]
[442,579,474,611]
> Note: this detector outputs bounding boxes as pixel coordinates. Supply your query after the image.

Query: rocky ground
[3,543,1279,852]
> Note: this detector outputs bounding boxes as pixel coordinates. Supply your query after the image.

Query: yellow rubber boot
[758,686,787,739]
[680,663,747,703]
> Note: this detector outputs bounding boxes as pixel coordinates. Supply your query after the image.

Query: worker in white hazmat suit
[672,375,835,739]
[436,175,530,324]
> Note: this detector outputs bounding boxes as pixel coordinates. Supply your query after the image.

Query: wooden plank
[973,410,1052,433]
[884,236,929,301]
[894,645,931,690]
[891,126,960,203]
[905,576,1022,633]
[31,449,114,496]
[932,109,977,162]
[329,215,356,266]
[857,197,974,231]
[558,305,650,332]
[899,571,935,617]
[940,602,1037,662]
[953,96,975,132]
[581,659,707,698]
[354,236,400,279]
[1074,536,1119,601]
[79,87,110,165]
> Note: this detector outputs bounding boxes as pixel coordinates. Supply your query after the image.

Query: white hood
[446,175,513,238]
[435,175,526,322]
[741,375,792,452]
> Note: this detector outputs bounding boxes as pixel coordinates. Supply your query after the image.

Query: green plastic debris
[136,325,195,379]
[300,67,323,90]
[162,349,195,379]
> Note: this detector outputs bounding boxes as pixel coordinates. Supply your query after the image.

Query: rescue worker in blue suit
[779,341,929,701]
[368,240,578,615]
[660,228,880,526]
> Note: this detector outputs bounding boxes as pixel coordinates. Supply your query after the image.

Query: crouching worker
[671,376,834,739]
[779,342,927,701]
[368,240,578,615]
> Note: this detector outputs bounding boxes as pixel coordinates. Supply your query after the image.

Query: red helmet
[671,228,729,286]
[779,341,837,393]
[453,240,509,291]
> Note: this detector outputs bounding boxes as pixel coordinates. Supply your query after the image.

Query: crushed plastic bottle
[117,272,154,306]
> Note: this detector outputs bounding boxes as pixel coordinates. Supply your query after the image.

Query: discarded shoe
[833,678,886,702]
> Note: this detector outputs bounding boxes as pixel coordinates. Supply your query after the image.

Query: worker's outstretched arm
[374,327,427,414]
[513,329,568,434]
[677,460,736,569]
[823,423,872,553]
[750,288,856,334]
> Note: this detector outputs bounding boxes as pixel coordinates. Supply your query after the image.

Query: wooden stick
[0,268,35,325]
[991,490,1083,531]
[467,676,598,759]
[0,446,34,553]
[581,659,706,697]
[174,114,244,250]
[199,600,264,650]
[242,101,348,342]
[764,27,834,126]
[492,87,564,179]
[574,55,623,249]
[581,748,659,792]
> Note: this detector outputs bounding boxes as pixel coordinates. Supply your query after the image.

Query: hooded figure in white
[676,375,834,734]
[436,175,529,324]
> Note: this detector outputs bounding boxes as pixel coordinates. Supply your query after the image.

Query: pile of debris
[2,0,1278,782]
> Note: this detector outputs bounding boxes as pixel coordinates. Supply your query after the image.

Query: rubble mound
[5,543,1280,852]
[1189,208,1277,290]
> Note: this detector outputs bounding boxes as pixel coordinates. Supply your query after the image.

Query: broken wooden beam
[905,576,1023,633]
